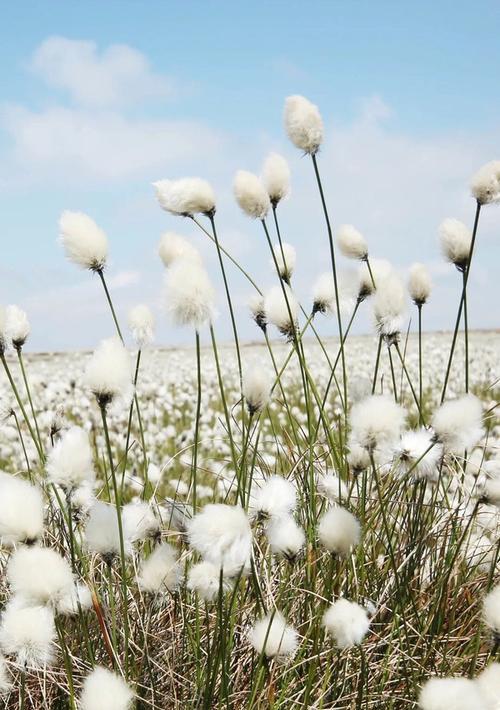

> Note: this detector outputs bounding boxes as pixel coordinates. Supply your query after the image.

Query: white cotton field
[0,93,499,709]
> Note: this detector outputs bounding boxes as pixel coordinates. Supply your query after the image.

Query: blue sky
[0,1,499,350]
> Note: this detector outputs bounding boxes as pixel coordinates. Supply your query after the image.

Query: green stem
[16,348,43,453]
[418,304,423,425]
[97,269,123,342]
[192,330,202,512]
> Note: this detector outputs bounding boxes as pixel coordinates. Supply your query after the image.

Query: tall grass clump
[0,97,499,709]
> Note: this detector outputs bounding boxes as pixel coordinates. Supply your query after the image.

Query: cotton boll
[0,655,13,696]
[187,561,233,602]
[350,395,406,452]
[0,475,44,547]
[323,598,370,648]
[122,501,159,544]
[59,211,108,271]
[46,426,94,491]
[6,305,30,349]
[85,338,133,407]
[7,546,74,606]
[153,178,215,216]
[165,258,215,329]
[284,95,323,154]
[160,499,193,533]
[484,584,500,637]
[347,442,371,474]
[0,600,56,668]
[158,232,201,268]
[57,583,92,616]
[271,242,296,283]
[138,543,182,594]
[249,611,298,661]
[394,429,442,482]
[85,502,127,561]
[318,507,361,556]
[248,293,267,333]
[373,273,407,342]
[128,305,155,348]
[187,504,252,575]
[476,663,500,708]
[262,153,290,205]
[248,475,296,521]
[265,516,305,561]
[358,258,393,299]
[264,284,298,340]
[312,271,359,316]
[316,474,348,503]
[80,666,134,710]
[470,160,500,205]
[244,368,271,416]
[336,225,368,260]
[418,677,487,710]
[439,218,472,271]
[432,395,484,454]
[408,263,432,306]
[234,170,270,219]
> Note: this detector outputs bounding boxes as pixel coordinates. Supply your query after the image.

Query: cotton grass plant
[0,94,498,709]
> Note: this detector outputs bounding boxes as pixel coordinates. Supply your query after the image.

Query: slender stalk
[371,335,383,394]
[16,348,43,452]
[97,269,123,341]
[417,304,423,425]
[0,353,43,461]
[192,330,202,511]
[441,201,481,402]
[387,345,398,403]
[394,341,424,421]
[463,269,469,393]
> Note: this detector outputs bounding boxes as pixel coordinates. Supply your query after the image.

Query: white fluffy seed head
[358,258,393,299]
[484,584,500,636]
[336,225,368,260]
[432,394,484,454]
[0,475,44,546]
[0,600,56,668]
[122,502,159,544]
[243,368,272,416]
[153,178,215,216]
[234,170,270,219]
[128,305,155,347]
[59,211,108,271]
[418,677,488,710]
[6,305,30,349]
[248,293,267,332]
[165,258,215,329]
[248,475,296,521]
[318,507,361,556]
[57,583,92,617]
[0,654,13,696]
[7,546,74,606]
[85,502,126,561]
[394,429,442,482]
[316,474,348,503]
[265,516,305,561]
[439,218,472,270]
[249,611,298,661]
[264,284,298,340]
[85,337,133,407]
[476,663,500,708]
[187,561,233,602]
[262,153,290,205]
[187,504,252,576]
[158,232,201,268]
[408,263,432,306]
[0,306,7,354]
[470,160,500,205]
[350,395,406,452]
[80,666,134,710]
[271,242,296,283]
[138,543,182,594]
[323,599,370,648]
[284,95,323,154]
[46,426,94,490]
[373,273,407,341]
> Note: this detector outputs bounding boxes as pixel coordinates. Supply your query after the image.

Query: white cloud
[30,36,173,107]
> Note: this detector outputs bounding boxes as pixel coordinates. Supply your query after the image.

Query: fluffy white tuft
[316,474,348,503]
[271,242,296,282]
[358,258,393,298]
[158,232,201,268]
[128,305,155,347]
[0,475,44,546]
[393,429,442,482]
[350,395,406,452]
[373,273,407,340]
[336,225,368,260]
[85,502,128,560]
[187,561,233,602]
[323,598,370,648]
[318,507,361,556]
[234,170,270,219]
[56,583,92,616]
[153,178,215,216]
[7,545,74,606]
[243,368,272,416]
[265,516,305,561]
[284,95,323,154]
[432,394,484,454]
[262,153,290,205]
[85,337,133,405]
[47,425,94,490]
[165,258,215,328]
[0,599,56,668]
[122,501,159,543]
[80,666,134,710]
[470,160,500,205]
[0,655,13,696]
[138,543,183,594]
[59,211,108,271]
[264,284,298,340]
[6,305,30,349]
[476,663,500,708]
[249,611,298,661]
[408,263,432,305]
[418,677,487,710]
[439,218,472,270]
[483,584,500,636]
[248,475,296,521]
